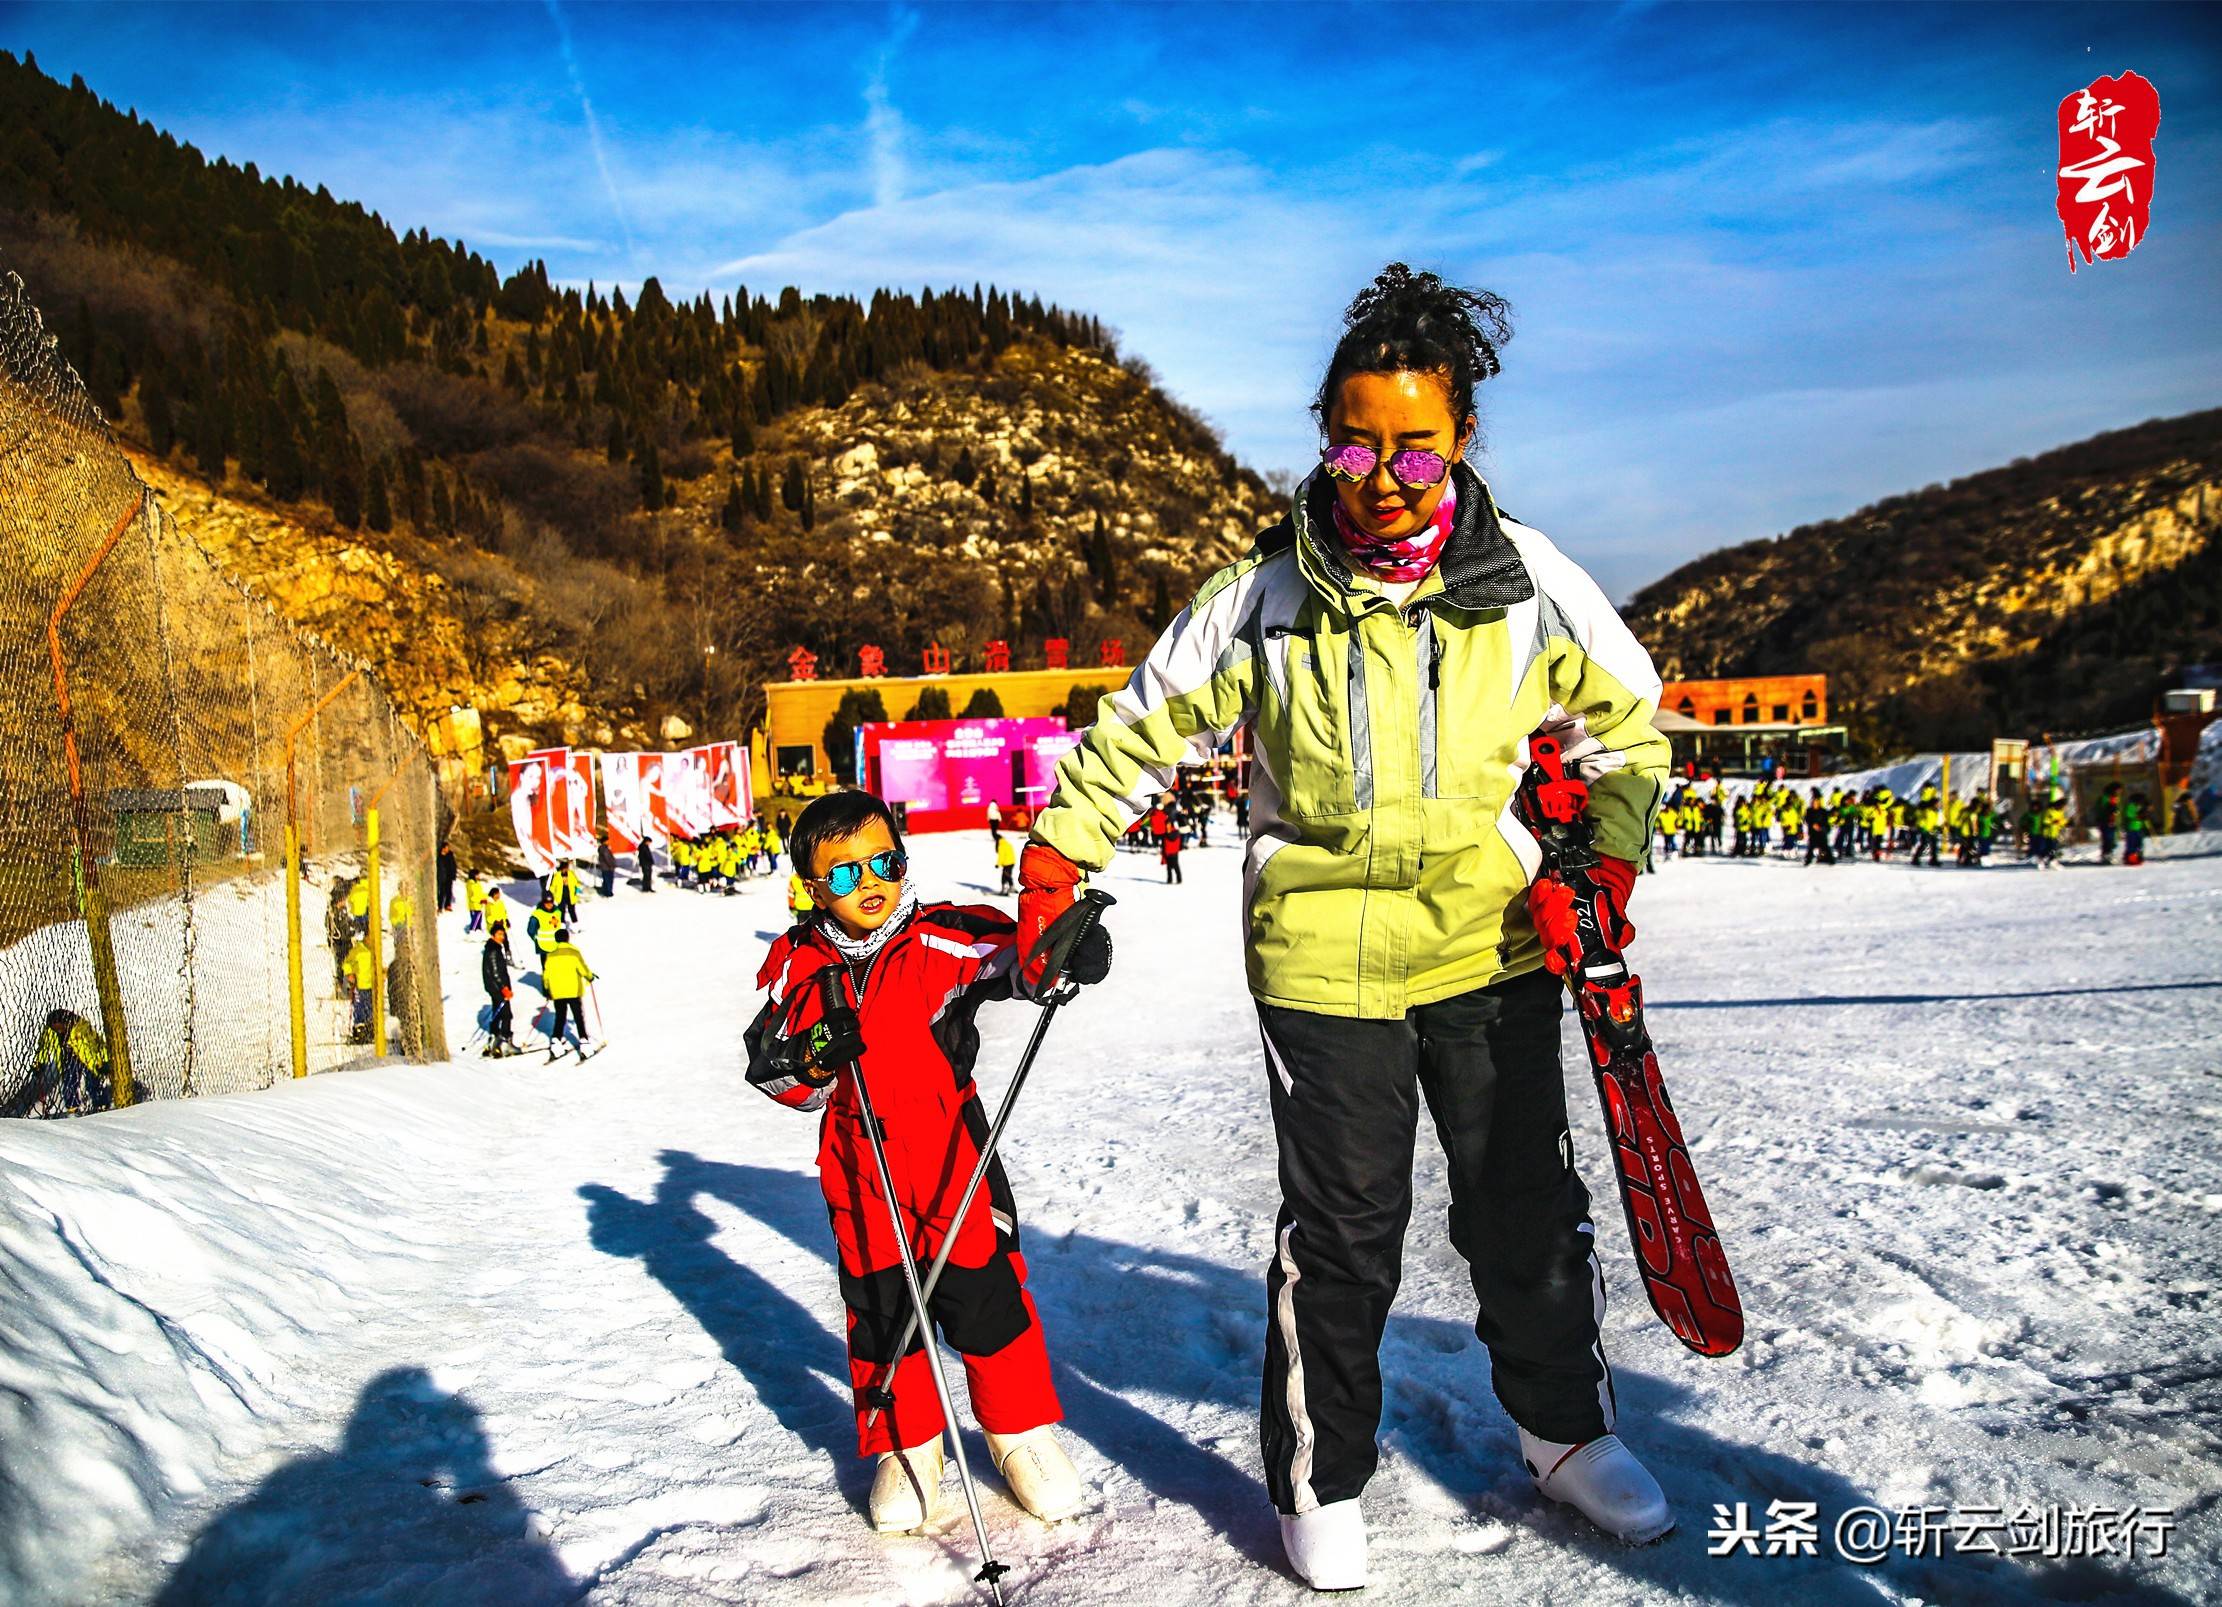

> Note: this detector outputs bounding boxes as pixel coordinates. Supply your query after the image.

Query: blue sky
[6,1,2218,598]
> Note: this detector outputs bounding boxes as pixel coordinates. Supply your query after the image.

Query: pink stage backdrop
[858,717,1084,833]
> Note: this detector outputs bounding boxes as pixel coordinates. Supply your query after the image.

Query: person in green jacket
[1018,264,1672,1587]
[2121,791,2151,865]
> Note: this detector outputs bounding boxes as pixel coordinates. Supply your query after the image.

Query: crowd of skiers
[1655,776,2198,872]
[667,814,790,892]
[446,812,799,1062]
[1117,787,1220,883]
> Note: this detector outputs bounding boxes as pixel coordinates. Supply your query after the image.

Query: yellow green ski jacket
[1031,462,1669,1019]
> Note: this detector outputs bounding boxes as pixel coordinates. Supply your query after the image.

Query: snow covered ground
[2,825,2217,1605]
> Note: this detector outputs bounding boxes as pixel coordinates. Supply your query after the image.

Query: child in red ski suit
[745,791,1105,1531]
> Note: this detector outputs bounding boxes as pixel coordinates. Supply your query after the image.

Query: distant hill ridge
[1622,407,2222,755]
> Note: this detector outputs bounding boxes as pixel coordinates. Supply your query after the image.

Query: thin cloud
[863,5,922,208]
[543,0,640,265]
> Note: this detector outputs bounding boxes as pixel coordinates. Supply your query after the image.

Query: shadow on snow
[574,1152,2188,1604]
[156,1366,575,1606]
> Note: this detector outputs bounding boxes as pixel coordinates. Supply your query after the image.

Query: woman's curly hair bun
[1312,262,1514,444]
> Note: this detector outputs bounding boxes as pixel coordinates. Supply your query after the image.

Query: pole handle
[1024,888,1116,1006]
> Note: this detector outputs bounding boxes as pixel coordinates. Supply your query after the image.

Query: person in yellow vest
[788,867,814,918]
[389,888,413,932]
[1655,800,1679,863]
[739,824,762,880]
[673,837,694,888]
[483,883,509,940]
[764,818,786,874]
[553,861,582,924]
[1910,793,1943,867]
[543,926,597,1056]
[346,873,372,935]
[996,829,1018,893]
[464,870,486,934]
[527,889,562,970]
[343,935,376,1043]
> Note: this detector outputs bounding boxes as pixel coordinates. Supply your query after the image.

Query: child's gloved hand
[1062,924,1112,986]
[799,1010,865,1082]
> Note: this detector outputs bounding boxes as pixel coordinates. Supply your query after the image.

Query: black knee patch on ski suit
[840,1253,1030,1363]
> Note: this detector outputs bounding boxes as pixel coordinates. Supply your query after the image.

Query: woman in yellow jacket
[1021,264,1671,1582]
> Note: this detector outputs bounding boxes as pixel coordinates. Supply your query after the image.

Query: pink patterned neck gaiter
[1331,477,1457,583]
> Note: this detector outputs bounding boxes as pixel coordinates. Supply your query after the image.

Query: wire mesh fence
[0,267,446,1117]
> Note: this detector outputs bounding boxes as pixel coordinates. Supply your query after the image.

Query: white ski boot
[1517,1427,1674,1543]
[1279,1497,1366,1591]
[869,1437,945,1533]
[984,1424,1084,1521]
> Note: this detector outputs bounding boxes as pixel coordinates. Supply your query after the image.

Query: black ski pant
[1256,968,1612,1515]
[552,997,588,1044]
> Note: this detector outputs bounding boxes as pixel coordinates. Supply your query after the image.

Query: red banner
[508,756,558,877]
[698,741,749,831]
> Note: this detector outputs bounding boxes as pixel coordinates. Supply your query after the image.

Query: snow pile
[1,842,2217,1603]
[0,1067,503,1600]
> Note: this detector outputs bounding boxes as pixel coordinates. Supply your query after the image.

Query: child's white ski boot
[869,1437,945,1533]
[984,1424,1083,1521]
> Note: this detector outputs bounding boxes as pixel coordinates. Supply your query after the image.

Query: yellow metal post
[1940,754,1952,798]
[48,488,147,1108]
[284,668,363,1079]
[285,818,305,1075]
[364,762,408,1060]
[367,804,385,1057]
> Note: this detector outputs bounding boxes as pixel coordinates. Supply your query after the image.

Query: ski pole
[862,889,1113,1434]
[588,980,605,1041]
[819,969,1008,1605]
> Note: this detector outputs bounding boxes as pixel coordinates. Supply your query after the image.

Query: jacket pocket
[1259,622,1361,821]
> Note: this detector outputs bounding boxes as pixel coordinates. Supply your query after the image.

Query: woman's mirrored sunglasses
[816,848,907,898]
[1321,443,1451,490]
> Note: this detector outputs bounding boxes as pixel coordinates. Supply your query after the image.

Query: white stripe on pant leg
[1260,1022,1294,1096]
[1579,1222,1616,1431]
[1275,1221,1319,1513]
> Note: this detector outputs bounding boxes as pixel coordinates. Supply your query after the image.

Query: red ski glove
[1527,855,1638,977]
[1017,841,1085,992]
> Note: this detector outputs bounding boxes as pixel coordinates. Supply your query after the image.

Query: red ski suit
[745,901,1062,1456]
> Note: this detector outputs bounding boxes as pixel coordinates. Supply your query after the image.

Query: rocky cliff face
[127,449,615,792]
[1624,408,2222,754]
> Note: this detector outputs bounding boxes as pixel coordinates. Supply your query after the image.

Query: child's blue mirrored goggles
[819,848,906,898]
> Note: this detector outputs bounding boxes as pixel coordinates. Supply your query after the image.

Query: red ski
[1516,733,1744,1358]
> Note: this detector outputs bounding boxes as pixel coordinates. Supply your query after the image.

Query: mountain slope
[0,51,1280,773]
[1622,408,2222,754]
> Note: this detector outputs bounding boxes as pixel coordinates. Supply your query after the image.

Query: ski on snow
[1515,731,1745,1358]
